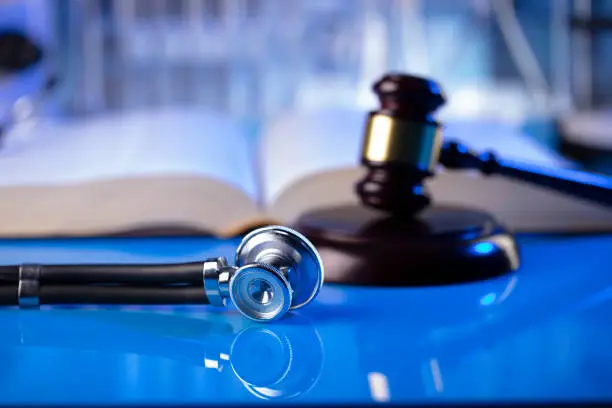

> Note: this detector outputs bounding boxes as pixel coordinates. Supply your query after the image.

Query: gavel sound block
[294,74,520,286]
[295,73,612,286]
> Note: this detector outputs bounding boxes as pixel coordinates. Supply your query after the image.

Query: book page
[259,108,366,207]
[1,106,256,193]
[262,108,612,233]
[0,107,263,237]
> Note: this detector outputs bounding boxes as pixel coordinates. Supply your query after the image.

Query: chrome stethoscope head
[205,226,324,323]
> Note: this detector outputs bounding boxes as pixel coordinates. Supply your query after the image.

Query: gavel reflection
[6,309,323,401]
[357,73,612,215]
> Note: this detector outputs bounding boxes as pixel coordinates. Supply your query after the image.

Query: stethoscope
[0,225,325,323]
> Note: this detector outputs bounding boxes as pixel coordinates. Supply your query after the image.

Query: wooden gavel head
[355,73,447,216]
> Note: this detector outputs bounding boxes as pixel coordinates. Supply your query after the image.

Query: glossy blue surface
[1,233,612,404]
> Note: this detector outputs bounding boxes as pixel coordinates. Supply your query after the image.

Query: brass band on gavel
[360,112,443,174]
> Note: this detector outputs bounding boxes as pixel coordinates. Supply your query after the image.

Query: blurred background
[1,0,612,171]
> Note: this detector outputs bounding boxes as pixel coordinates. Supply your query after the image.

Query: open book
[1,106,612,238]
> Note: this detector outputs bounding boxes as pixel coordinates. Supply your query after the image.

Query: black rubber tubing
[0,284,209,305]
[0,261,208,285]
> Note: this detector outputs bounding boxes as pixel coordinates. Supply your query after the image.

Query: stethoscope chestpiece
[231,226,324,322]
[229,263,292,322]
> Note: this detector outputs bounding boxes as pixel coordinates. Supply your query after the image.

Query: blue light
[428,80,441,95]
[471,242,495,255]
[480,293,496,306]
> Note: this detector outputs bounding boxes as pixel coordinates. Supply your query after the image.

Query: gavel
[356,73,612,216]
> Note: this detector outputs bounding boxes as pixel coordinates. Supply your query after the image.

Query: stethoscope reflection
[205,319,324,400]
[6,308,324,401]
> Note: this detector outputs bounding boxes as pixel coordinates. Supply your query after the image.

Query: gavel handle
[439,141,612,208]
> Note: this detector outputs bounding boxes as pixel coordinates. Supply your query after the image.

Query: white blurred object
[0,71,57,152]
[439,82,548,126]
[559,108,612,149]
